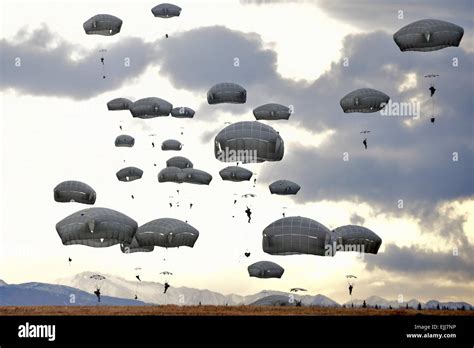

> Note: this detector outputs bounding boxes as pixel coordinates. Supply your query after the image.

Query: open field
[1,305,473,316]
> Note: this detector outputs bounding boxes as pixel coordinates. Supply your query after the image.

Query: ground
[0,305,472,316]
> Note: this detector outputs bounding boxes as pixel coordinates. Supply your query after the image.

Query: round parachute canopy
[340,88,390,113]
[262,216,331,256]
[129,97,173,119]
[166,156,193,169]
[135,218,199,248]
[107,98,132,111]
[346,275,357,279]
[54,180,96,205]
[115,135,135,147]
[90,274,106,281]
[158,167,182,183]
[393,19,464,52]
[171,107,195,118]
[121,237,154,254]
[161,139,182,151]
[253,103,291,120]
[56,207,138,247]
[269,180,301,195]
[83,14,122,36]
[219,166,253,182]
[116,167,143,182]
[151,3,182,18]
[178,168,212,185]
[332,225,382,254]
[207,83,246,104]
[248,261,285,279]
[214,121,284,163]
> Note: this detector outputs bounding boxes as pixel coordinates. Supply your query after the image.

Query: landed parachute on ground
[107,98,132,111]
[115,135,135,147]
[134,218,199,248]
[121,236,154,254]
[166,156,193,169]
[331,225,382,254]
[393,19,464,52]
[340,88,390,113]
[207,83,246,104]
[248,261,285,279]
[129,97,173,118]
[219,166,253,182]
[151,3,182,18]
[171,107,195,118]
[56,207,137,247]
[161,139,183,151]
[262,216,331,256]
[253,103,291,120]
[54,180,96,205]
[116,167,143,182]
[83,14,122,36]
[269,180,301,195]
[214,121,284,163]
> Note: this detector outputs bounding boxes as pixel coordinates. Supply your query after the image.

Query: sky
[0,0,473,304]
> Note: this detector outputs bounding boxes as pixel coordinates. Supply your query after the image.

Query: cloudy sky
[0,0,473,304]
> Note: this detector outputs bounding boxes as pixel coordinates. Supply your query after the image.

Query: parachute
[248,261,284,279]
[269,180,301,195]
[129,97,173,119]
[214,121,284,163]
[158,167,212,185]
[393,19,464,52]
[116,167,143,182]
[253,103,291,120]
[166,156,193,169]
[56,208,138,247]
[290,288,307,293]
[83,14,122,36]
[115,135,135,147]
[90,274,106,289]
[262,216,331,256]
[161,139,183,151]
[171,107,195,118]
[332,225,382,254]
[151,3,182,18]
[121,237,154,253]
[340,88,390,113]
[54,180,96,205]
[219,166,253,182]
[107,98,132,111]
[207,83,246,104]
[134,218,199,248]
[158,167,182,183]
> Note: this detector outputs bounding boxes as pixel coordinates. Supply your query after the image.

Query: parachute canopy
[54,180,96,205]
[253,103,291,120]
[115,135,135,147]
[90,274,106,281]
[121,237,154,254]
[56,207,138,247]
[151,3,182,18]
[214,121,284,163]
[166,156,193,169]
[116,167,143,182]
[134,218,199,248]
[269,180,301,195]
[332,225,382,254]
[158,167,212,185]
[340,88,390,113]
[262,216,331,256]
[161,139,183,151]
[171,107,195,118]
[83,14,122,36]
[248,261,285,279]
[107,98,132,111]
[219,166,253,182]
[129,97,173,119]
[207,83,246,104]
[393,19,464,52]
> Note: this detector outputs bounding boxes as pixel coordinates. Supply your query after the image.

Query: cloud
[350,213,365,225]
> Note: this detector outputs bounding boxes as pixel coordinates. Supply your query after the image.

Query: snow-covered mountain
[0,279,7,287]
[345,296,473,310]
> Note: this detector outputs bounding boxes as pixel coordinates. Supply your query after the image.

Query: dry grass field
[0,305,472,316]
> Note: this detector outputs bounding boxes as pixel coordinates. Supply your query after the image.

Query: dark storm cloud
[0,25,156,100]
[364,243,474,281]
